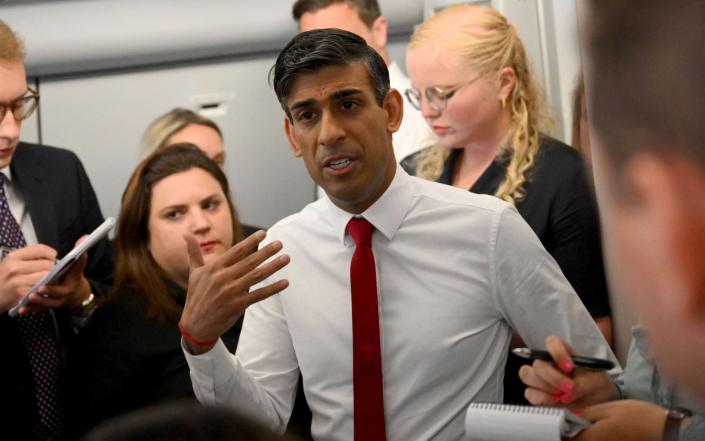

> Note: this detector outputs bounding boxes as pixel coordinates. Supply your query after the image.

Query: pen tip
[512,347,530,357]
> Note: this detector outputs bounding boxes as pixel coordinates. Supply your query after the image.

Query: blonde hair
[408,4,551,204]
[0,20,25,62]
[141,108,222,156]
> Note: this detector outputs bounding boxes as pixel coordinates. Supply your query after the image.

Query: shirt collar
[324,164,415,246]
[0,167,11,184]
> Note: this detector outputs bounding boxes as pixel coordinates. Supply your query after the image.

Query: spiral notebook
[464,402,591,441]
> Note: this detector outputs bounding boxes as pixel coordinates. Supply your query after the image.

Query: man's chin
[0,144,17,168]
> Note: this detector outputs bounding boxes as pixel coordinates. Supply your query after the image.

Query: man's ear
[369,16,388,52]
[625,154,705,320]
[283,117,302,158]
[382,89,403,134]
[498,66,516,103]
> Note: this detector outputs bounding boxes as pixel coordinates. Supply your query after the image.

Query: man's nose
[318,111,346,147]
[0,109,21,142]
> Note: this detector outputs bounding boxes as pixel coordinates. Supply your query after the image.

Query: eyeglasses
[0,87,40,122]
[404,79,477,112]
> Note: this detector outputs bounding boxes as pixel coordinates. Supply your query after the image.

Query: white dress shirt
[184,166,618,441]
[0,167,38,247]
[388,61,437,162]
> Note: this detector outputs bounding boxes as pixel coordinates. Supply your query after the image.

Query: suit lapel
[10,143,59,249]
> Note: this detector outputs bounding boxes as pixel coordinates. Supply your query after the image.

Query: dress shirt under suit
[0,142,114,441]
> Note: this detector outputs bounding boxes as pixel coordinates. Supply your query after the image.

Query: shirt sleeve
[489,206,620,370]
[682,416,705,441]
[182,283,299,433]
[545,156,611,318]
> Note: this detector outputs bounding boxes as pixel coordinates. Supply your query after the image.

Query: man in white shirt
[292,0,436,162]
[179,29,617,441]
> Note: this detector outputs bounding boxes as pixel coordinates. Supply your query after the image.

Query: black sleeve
[547,159,611,318]
[68,153,115,297]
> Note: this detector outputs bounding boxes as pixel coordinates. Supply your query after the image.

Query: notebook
[464,402,592,441]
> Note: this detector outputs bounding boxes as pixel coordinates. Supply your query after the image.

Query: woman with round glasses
[402,4,612,403]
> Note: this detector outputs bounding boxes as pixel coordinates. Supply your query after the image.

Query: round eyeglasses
[404,78,477,112]
[0,87,40,122]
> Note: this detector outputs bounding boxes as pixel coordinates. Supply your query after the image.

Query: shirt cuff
[181,337,235,403]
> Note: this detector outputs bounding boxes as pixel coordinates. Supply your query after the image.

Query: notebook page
[465,403,569,441]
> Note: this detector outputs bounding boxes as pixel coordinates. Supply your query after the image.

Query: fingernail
[561,380,574,393]
[561,360,573,373]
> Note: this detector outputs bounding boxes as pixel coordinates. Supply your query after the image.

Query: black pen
[512,347,615,370]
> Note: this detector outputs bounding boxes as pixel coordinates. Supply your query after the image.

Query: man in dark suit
[0,20,114,440]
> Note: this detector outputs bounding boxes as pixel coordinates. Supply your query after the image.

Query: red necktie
[347,217,386,441]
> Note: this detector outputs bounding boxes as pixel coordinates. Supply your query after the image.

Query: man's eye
[297,111,316,122]
[341,101,357,110]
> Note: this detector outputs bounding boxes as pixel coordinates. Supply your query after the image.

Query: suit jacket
[0,142,114,440]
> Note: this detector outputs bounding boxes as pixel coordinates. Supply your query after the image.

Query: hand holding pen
[517,336,620,407]
[513,347,615,370]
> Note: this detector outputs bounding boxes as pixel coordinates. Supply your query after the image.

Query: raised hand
[180,230,290,354]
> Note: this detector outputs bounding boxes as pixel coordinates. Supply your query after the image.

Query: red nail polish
[561,360,573,373]
[561,380,574,393]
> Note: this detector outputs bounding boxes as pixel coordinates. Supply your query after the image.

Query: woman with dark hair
[69,144,247,436]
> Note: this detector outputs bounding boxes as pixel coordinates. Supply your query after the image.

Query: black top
[402,137,611,318]
[68,282,241,437]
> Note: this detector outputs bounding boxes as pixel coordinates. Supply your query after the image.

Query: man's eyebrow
[331,88,362,100]
[1,90,29,105]
[288,88,363,113]
[289,98,316,113]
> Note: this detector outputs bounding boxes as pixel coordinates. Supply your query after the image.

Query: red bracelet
[178,321,218,347]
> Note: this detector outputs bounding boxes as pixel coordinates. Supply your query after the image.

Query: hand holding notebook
[8,217,115,317]
[465,402,591,441]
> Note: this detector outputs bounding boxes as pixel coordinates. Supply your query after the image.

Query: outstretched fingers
[185,233,205,270]
[223,252,291,300]
[215,230,268,269]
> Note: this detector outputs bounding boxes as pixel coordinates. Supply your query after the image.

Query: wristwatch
[71,292,98,329]
[663,407,692,441]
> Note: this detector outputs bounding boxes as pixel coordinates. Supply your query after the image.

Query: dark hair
[269,28,390,120]
[80,400,299,441]
[292,0,381,28]
[586,0,705,170]
[112,144,243,321]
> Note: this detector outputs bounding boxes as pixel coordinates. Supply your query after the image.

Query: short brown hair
[586,0,705,170]
[292,0,381,28]
[113,144,243,321]
[0,20,25,61]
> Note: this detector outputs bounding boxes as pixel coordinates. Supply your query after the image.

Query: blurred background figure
[142,108,260,235]
[81,400,301,441]
[293,0,436,162]
[141,108,226,168]
[69,145,245,437]
[403,3,611,403]
[571,73,592,176]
